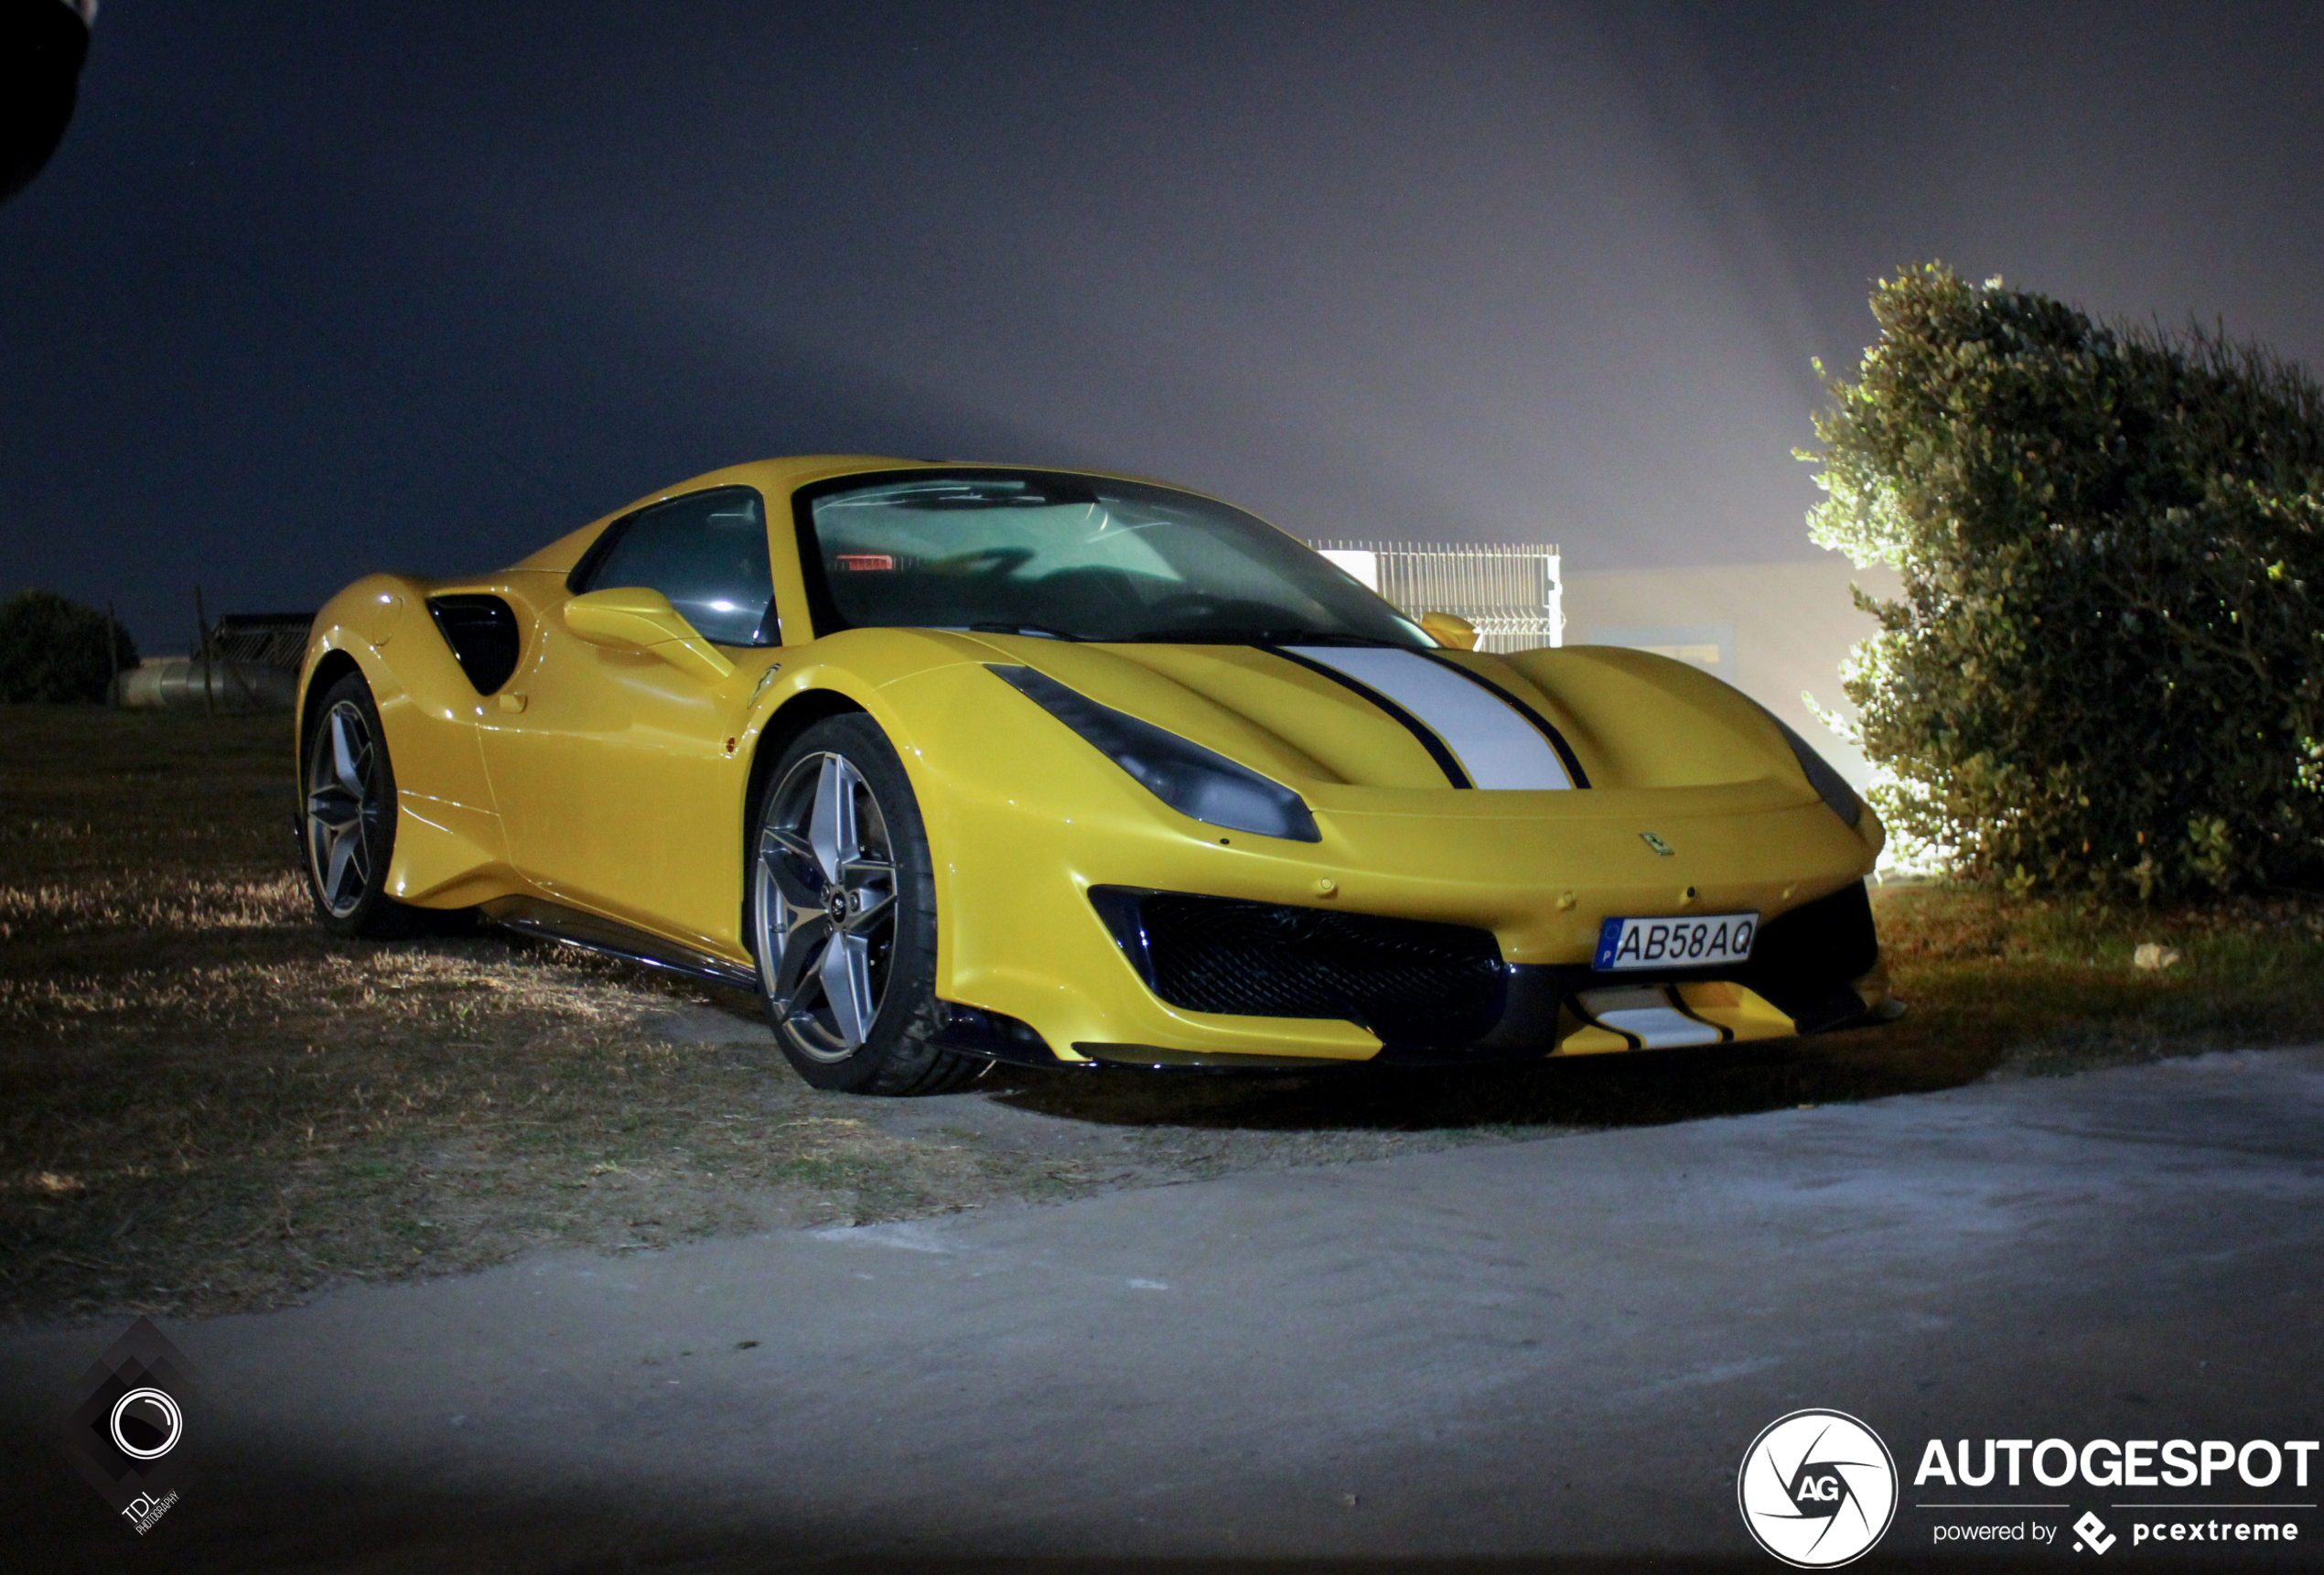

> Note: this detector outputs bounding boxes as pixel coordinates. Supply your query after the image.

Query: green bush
[0,589,139,704]
[1805,264,2324,899]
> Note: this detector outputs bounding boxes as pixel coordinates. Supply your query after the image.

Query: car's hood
[954,634,1798,796]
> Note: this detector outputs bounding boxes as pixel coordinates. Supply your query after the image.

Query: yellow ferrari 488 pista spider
[297,456,1893,1093]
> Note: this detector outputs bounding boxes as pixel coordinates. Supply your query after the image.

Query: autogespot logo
[1738,1408,1899,1568]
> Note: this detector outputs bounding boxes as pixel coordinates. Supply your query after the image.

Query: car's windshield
[796,470,1432,646]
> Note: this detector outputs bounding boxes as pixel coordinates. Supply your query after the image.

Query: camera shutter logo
[1738,1408,1898,1568]
[110,1387,182,1460]
[59,1316,198,1533]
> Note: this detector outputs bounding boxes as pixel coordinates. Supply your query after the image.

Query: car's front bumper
[891,663,1892,1068]
[934,881,1891,1071]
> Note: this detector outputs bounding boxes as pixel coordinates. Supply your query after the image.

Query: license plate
[1594,912,1759,971]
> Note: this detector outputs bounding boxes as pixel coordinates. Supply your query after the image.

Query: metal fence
[117,611,314,712]
[1305,541,1563,653]
[205,612,315,669]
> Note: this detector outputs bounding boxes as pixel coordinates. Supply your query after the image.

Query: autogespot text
[1913,1437,2318,1490]
[1913,1436,2315,1556]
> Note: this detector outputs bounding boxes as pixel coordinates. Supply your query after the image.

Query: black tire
[298,671,426,938]
[748,714,975,1095]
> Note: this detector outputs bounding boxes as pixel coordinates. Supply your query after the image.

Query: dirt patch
[7,706,2324,1324]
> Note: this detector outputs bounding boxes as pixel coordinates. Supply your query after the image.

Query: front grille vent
[1090,888,1505,1048]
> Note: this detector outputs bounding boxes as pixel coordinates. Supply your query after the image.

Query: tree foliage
[1806,264,2324,898]
[0,589,139,704]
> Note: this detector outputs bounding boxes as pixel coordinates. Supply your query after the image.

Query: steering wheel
[1146,592,1285,626]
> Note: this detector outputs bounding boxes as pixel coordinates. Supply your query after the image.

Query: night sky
[5,1,2320,651]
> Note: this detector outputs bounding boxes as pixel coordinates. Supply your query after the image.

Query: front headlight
[991,665,1321,842]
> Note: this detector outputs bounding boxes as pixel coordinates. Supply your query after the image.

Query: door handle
[499,692,527,714]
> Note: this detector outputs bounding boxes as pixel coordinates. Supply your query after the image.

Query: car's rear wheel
[750,714,976,1095]
[300,671,425,937]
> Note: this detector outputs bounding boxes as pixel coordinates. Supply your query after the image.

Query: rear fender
[302,574,512,906]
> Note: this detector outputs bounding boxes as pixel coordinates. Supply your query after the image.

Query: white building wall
[1561,556,1902,792]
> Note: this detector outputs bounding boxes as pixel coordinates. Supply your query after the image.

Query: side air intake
[426,595,521,695]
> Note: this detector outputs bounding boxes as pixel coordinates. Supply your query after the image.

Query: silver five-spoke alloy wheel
[306,696,387,918]
[753,750,900,1061]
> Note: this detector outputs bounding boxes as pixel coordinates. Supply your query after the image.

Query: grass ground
[6,704,2323,1325]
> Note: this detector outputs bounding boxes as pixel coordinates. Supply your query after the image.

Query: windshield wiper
[968,622,1083,641]
[1122,627,1410,647]
[1257,631,1410,647]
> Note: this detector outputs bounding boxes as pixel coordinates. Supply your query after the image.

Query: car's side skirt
[481,896,760,993]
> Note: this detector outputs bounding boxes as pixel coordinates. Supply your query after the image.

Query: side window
[573,487,777,646]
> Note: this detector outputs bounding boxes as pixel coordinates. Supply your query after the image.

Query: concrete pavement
[5,1047,2322,1571]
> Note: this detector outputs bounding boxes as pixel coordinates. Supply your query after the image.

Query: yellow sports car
[298,456,1892,1093]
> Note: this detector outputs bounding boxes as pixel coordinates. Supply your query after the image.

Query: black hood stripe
[1410,651,1591,789]
[1262,645,1472,789]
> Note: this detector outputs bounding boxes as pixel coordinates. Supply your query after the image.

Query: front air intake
[1089,888,1506,1049]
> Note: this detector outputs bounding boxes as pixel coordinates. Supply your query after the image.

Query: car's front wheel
[749,714,976,1095]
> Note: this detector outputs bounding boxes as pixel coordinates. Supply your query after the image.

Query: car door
[478,486,779,953]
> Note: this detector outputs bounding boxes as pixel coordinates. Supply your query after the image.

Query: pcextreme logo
[1738,1408,1899,1568]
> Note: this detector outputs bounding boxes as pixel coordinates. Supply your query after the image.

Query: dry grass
[6,704,2324,1325]
[1850,879,2324,1079]
[0,708,1161,1322]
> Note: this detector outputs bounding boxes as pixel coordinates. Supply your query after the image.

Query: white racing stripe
[1286,647,1572,790]
[1576,987,1725,1049]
